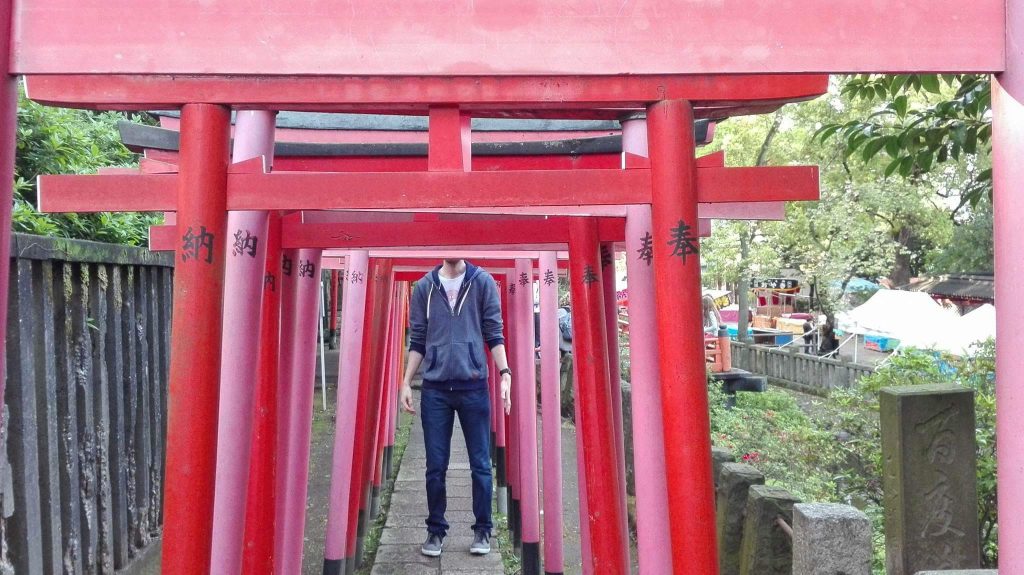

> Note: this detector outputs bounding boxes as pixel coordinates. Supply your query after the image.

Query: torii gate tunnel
[0,1,1018,574]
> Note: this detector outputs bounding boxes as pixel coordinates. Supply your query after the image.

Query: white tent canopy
[838,290,994,355]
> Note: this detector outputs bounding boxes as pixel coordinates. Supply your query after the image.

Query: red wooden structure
[0,2,1018,574]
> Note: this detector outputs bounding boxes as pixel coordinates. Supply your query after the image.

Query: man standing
[400,258,512,558]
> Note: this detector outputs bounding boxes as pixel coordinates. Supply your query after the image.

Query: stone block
[712,446,736,490]
[880,385,980,575]
[738,485,800,575]
[792,503,871,575]
[716,463,765,575]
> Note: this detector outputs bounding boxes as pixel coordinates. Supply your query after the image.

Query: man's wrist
[499,367,512,377]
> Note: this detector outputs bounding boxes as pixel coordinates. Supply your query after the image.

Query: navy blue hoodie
[408,262,505,391]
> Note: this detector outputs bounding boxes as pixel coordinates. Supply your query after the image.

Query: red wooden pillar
[329,269,340,348]
[347,259,394,567]
[370,282,398,518]
[241,211,282,574]
[648,99,718,573]
[601,242,630,567]
[0,0,15,424]
[567,218,629,574]
[161,103,231,574]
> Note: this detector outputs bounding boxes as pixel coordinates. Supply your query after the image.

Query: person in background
[702,294,722,335]
[802,319,815,354]
[818,319,840,356]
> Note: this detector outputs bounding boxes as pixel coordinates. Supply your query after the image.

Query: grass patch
[492,504,521,574]
[355,409,414,574]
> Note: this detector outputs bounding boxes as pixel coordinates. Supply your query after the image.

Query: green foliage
[14,85,160,246]
[816,74,991,213]
[926,194,994,274]
[702,75,992,307]
[709,341,998,571]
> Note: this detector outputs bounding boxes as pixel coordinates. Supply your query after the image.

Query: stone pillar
[792,503,872,575]
[738,485,800,575]
[716,463,765,575]
[712,447,736,491]
[880,385,980,575]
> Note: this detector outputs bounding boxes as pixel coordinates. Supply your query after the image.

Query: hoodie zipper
[431,267,479,384]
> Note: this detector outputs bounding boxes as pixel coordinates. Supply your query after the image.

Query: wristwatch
[499,368,512,377]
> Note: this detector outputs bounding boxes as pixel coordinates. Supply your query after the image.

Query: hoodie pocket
[426,345,437,372]
[424,342,452,381]
[467,342,483,370]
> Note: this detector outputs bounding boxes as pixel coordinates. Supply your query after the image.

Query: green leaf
[893,95,908,118]
[862,138,887,162]
[916,149,933,172]
[884,137,900,158]
[890,74,911,96]
[898,156,915,177]
[884,157,902,178]
[964,127,978,154]
[814,124,841,142]
[921,74,942,94]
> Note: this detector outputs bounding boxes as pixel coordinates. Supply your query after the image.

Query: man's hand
[500,373,512,414]
[400,383,415,415]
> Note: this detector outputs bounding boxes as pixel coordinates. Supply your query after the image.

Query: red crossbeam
[25,74,828,113]
[150,219,624,251]
[280,219,625,249]
[38,165,818,213]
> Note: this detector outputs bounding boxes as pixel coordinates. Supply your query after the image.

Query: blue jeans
[420,387,493,537]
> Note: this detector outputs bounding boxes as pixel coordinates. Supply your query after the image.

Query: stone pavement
[371,401,505,574]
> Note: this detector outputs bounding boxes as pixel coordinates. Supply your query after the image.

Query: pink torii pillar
[323,251,370,575]
[538,251,565,574]
[515,258,542,574]
[369,285,398,519]
[995,4,1024,569]
[506,272,523,551]
[494,275,510,515]
[0,1,13,426]
[274,248,324,574]
[621,116,673,574]
[600,242,630,567]
[210,110,276,573]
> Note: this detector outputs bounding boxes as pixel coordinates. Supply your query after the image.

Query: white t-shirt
[439,273,465,308]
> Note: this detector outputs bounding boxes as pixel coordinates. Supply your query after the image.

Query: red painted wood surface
[134,146,725,173]
[160,104,231,575]
[648,100,718,572]
[279,219,626,249]
[567,218,629,573]
[24,74,829,111]
[38,165,818,213]
[241,212,282,574]
[13,2,1000,75]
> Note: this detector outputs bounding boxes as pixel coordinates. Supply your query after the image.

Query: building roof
[900,274,994,302]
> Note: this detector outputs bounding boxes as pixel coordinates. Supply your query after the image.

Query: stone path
[372,405,504,574]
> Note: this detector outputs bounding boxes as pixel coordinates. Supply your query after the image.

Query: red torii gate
[128,116,788,574]
[60,109,816,574]
[0,2,1016,574]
